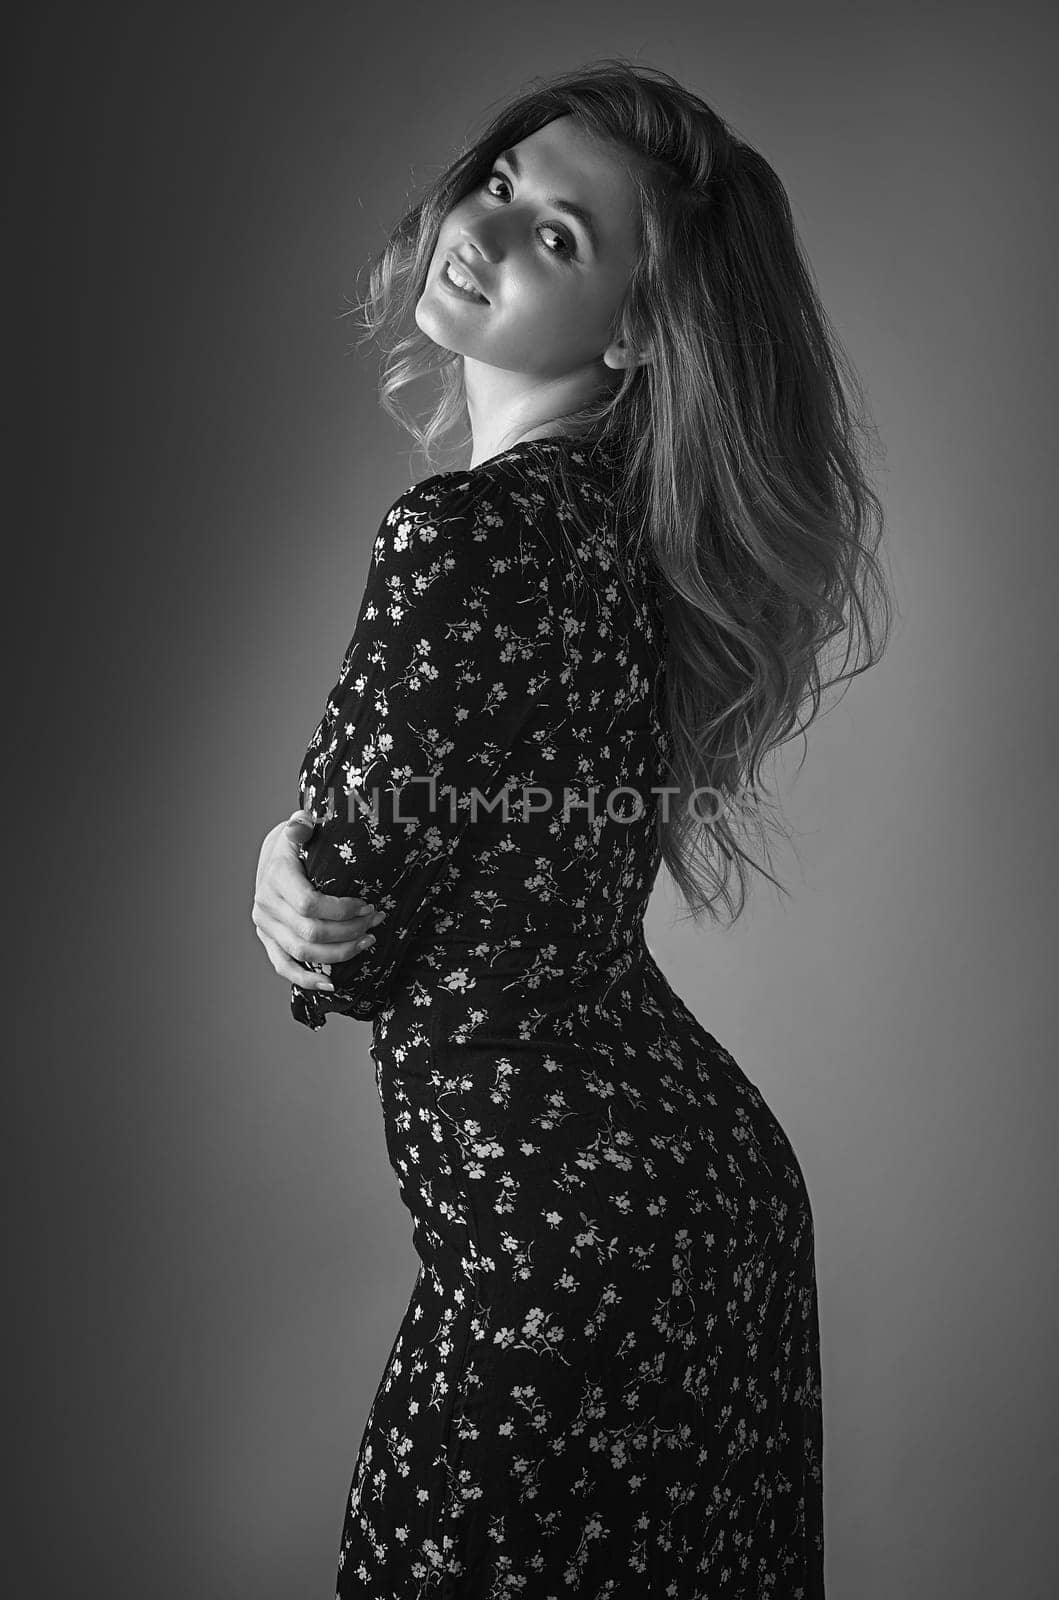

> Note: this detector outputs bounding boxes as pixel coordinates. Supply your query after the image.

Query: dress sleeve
[289,468,567,1029]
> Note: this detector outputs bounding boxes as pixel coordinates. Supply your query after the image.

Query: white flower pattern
[291,438,824,1597]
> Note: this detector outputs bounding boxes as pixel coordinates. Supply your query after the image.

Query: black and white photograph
[11,4,1057,1597]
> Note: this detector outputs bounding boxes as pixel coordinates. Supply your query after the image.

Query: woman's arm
[289,466,568,1029]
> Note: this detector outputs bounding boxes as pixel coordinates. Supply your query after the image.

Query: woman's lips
[439,258,489,303]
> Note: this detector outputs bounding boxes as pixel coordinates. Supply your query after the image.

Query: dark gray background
[11,3,1057,1596]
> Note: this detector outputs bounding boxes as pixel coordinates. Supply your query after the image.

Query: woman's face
[415,115,643,379]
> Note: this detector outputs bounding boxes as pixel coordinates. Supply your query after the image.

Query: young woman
[252,59,892,1598]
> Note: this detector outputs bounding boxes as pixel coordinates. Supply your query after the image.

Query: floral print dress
[291,437,825,1598]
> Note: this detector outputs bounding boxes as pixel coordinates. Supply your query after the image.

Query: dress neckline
[418,433,621,490]
[459,436,579,473]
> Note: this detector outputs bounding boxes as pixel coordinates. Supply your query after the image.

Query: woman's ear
[602,338,651,370]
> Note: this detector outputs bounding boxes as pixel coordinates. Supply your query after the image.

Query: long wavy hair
[346,58,895,925]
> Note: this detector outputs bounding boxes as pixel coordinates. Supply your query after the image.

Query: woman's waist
[402,910,646,970]
[395,920,652,1024]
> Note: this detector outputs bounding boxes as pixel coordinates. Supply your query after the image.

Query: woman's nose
[458,222,502,263]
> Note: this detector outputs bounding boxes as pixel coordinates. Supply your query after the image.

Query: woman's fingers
[254,925,336,991]
[254,877,383,947]
[307,887,375,920]
[252,901,377,966]
[258,891,378,947]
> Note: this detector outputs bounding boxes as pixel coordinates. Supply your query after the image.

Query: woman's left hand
[251,810,383,991]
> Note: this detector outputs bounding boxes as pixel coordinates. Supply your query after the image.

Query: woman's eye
[483,172,574,257]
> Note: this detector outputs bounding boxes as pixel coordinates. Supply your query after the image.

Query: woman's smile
[440,257,489,302]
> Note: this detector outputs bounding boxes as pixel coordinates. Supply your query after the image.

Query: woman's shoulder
[387,437,621,558]
[365,447,557,593]
[373,438,656,628]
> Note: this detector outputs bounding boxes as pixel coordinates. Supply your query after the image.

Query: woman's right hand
[251,810,385,992]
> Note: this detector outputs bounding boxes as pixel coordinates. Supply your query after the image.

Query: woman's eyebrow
[497,147,601,254]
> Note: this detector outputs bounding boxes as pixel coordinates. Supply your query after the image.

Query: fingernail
[370,912,385,927]
[319,981,335,992]
[358,935,376,950]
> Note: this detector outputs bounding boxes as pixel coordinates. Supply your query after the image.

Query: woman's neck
[462,355,613,468]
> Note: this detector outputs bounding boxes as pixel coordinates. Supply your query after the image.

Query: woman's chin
[414,297,467,356]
